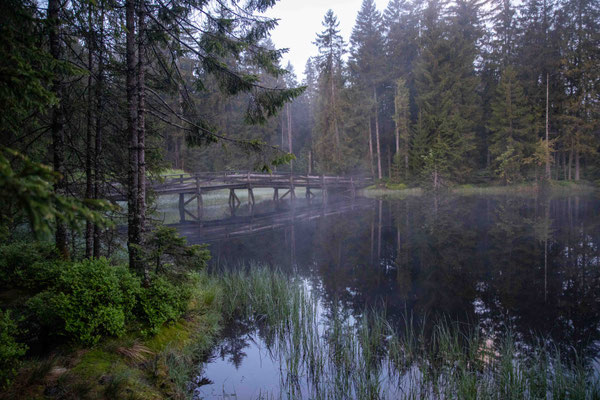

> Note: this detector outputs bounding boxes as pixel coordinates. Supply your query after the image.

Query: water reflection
[176,193,600,395]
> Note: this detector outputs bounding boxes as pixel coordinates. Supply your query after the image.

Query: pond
[165,192,600,399]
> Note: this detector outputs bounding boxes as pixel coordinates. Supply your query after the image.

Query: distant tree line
[272,0,599,187]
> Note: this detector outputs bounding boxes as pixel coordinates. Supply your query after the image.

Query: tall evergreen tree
[350,0,386,180]
[412,0,481,185]
[313,10,347,173]
[487,67,537,183]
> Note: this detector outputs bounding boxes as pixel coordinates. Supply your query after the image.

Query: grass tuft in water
[209,266,600,400]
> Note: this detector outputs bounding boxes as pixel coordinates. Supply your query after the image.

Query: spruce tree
[313,10,347,173]
[487,67,536,183]
[349,0,386,180]
[413,0,481,185]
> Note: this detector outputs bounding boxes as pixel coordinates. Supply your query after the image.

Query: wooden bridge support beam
[273,188,279,202]
[321,175,328,204]
[248,188,255,207]
[228,188,240,214]
[195,177,203,221]
[178,193,185,222]
[247,172,255,208]
[289,175,296,201]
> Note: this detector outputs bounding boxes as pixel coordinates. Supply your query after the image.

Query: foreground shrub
[138,274,190,334]
[141,226,210,276]
[0,310,27,389]
[0,241,60,290]
[28,258,141,345]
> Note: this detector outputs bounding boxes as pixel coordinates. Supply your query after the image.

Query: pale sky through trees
[264,0,389,78]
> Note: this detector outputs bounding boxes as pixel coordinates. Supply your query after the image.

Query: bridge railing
[157,172,371,188]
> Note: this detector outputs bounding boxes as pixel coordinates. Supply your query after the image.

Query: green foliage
[0,310,27,389]
[487,67,537,183]
[138,274,189,334]
[0,148,116,239]
[140,226,210,276]
[385,182,407,190]
[27,259,141,345]
[0,241,60,289]
[0,0,56,137]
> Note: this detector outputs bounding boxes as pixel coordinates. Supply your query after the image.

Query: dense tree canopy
[1,0,599,264]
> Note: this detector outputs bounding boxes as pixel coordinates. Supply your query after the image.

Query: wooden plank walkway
[108,171,372,222]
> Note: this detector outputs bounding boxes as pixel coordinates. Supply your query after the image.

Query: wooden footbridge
[109,172,372,222]
[174,198,372,242]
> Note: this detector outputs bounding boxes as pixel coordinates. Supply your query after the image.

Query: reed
[212,266,599,400]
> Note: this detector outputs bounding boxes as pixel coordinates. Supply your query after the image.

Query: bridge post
[321,175,328,204]
[195,177,203,221]
[247,172,255,207]
[289,174,296,200]
[273,188,279,202]
[179,193,185,222]
[229,188,240,215]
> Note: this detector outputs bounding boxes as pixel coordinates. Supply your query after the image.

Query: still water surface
[167,192,600,398]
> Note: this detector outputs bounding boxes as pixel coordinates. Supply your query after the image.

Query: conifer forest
[0,0,599,398]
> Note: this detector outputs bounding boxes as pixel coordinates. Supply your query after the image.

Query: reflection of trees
[200,194,600,361]
[477,195,600,359]
[214,317,253,368]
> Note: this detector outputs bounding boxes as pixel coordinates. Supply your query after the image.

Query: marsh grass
[361,187,423,198]
[213,266,600,400]
[452,181,596,197]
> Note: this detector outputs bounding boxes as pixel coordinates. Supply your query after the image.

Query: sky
[263,0,390,80]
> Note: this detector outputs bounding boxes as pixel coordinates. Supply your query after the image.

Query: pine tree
[412,0,481,185]
[392,78,411,181]
[349,0,386,180]
[559,0,600,180]
[487,67,537,183]
[313,10,347,173]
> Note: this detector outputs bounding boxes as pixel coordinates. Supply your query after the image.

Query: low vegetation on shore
[363,179,597,198]
[2,250,598,399]
[0,229,220,399]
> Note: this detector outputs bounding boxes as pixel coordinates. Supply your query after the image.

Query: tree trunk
[368,118,374,179]
[331,70,340,155]
[394,87,400,156]
[388,147,392,179]
[85,2,94,258]
[575,147,580,181]
[177,80,185,170]
[126,0,139,271]
[93,2,105,258]
[137,1,149,282]
[287,103,293,172]
[374,88,382,180]
[137,3,146,234]
[545,73,551,180]
[568,145,573,180]
[49,0,68,259]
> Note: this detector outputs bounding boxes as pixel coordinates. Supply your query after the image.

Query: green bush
[0,310,27,389]
[0,241,60,289]
[141,226,210,276]
[27,258,141,345]
[385,182,407,190]
[138,274,189,334]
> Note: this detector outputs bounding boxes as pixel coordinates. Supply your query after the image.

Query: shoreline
[361,180,597,198]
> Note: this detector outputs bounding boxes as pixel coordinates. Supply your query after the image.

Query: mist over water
[168,193,600,398]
